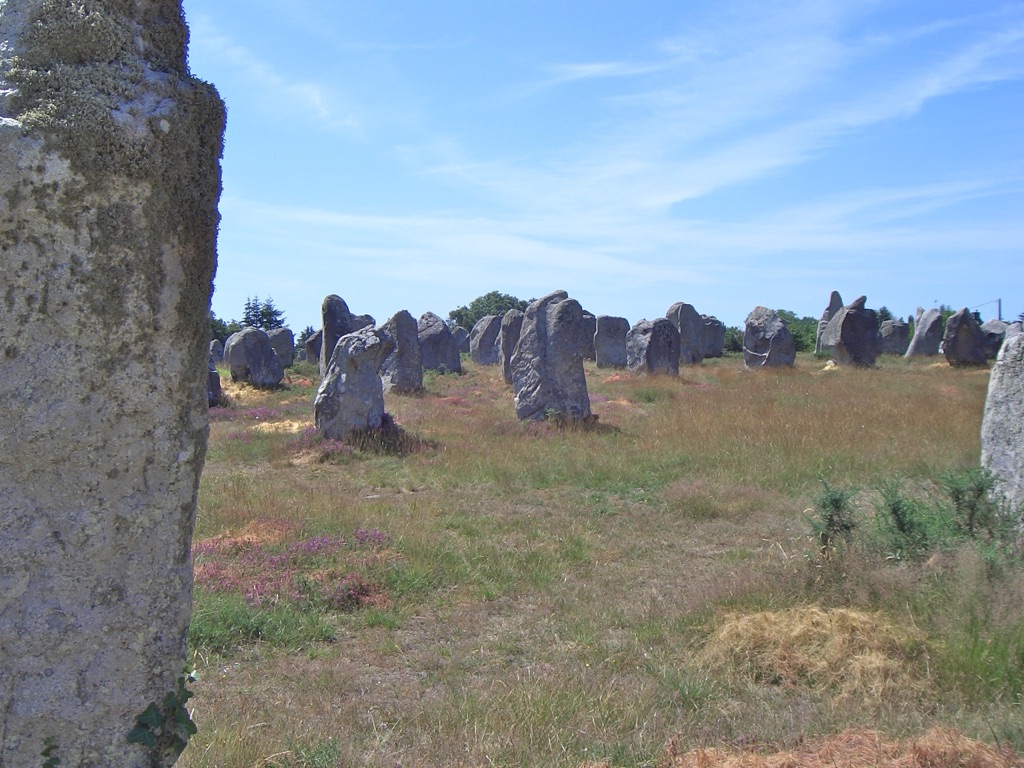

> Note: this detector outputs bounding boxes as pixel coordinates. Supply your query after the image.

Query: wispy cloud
[188,15,360,133]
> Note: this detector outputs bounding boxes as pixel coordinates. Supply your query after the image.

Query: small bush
[941,467,999,539]
[808,480,857,559]
[873,479,941,561]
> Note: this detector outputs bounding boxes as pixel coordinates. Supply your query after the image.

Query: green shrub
[808,479,857,558]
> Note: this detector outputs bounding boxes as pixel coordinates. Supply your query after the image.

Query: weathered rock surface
[815,291,844,355]
[224,327,285,387]
[743,306,795,368]
[880,318,910,356]
[470,314,502,365]
[905,308,943,358]
[943,308,988,367]
[314,327,396,439]
[418,311,462,373]
[351,313,375,331]
[379,310,423,394]
[321,294,355,377]
[305,328,323,368]
[581,310,597,360]
[666,301,703,365]
[510,290,591,420]
[627,318,680,376]
[208,355,222,407]
[820,296,880,367]
[0,2,224,764]
[595,315,630,369]
[210,338,224,364]
[499,309,525,384]
[981,333,1024,528]
[268,327,295,368]
[453,325,470,354]
[981,319,1009,360]
[701,315,726,359]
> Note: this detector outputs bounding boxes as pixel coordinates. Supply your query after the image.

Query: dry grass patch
[652,726,1021,768]
[700,606,928,702]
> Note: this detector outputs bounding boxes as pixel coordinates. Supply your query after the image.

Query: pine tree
[240,296,286,331]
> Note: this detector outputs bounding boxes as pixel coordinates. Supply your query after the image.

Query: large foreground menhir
[0,2,224,765]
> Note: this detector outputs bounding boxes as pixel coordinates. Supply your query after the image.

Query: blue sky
[181,0,1024,332]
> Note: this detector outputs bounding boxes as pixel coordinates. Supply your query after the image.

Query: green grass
[179,355,1023,768]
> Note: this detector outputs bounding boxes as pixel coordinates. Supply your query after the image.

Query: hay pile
[699,606,927,700]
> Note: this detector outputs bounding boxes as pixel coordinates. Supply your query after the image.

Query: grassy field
[179,354,1023,767]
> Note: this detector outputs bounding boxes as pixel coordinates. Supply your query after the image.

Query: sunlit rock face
[981,333,1024,530]
[0,1,224,764]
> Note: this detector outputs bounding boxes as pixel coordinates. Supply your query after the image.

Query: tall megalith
[0,3,224,766]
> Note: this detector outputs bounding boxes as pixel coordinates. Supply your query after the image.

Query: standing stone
[820,296,881,367]
[701,315,726,359]
[267,327,295,368]
[351,313,375,331]
[0,3,224,765]
[743,306,796,369]
[595,315,630,369]
[981,319,1009,360]
[981,333,1024,529]
[453,325,470,354]
[314,327,396,439]
[320,294,354,377]
[905,307,943,358]
[666,301,703,365]
[210,337,224,365]
[418,311,462,373]
[499,309,525,384]
[469,314,502,365]
[379,310,423,394]
[223,327,285,387]
[305,328,323,368]
[510,290,591,421]
[1005,322,1023,342]
[627,318,680,376]
[815,291,844,355]
[879,318,910,356]
[581,310,597,360]
[207,355,222,407]
[943,308,988,367]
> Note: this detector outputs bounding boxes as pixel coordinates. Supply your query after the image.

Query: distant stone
[981,333,1024,528]
[815,291,844,355]
[210,338,224,364]
[595,315,630,369]
[379,310,423,394]
[743,306,795,369]
[581,310,597,360]
[510,290,591,421]
[207,356,222,407]
[905,308,943,358]
[268,327,295,368]
[821,296,880,367]
[315,327,396,439]
[943,308,988,367]
[453,326,470,354]
[321,295,355,377]
[627,318,680,376]
[701,315,726,359]
[305,329,323,368]
[351,313,375,331]
[470,315,502,365]
[499,309,525,384]
[224,327,285,387]
[879,318,909,356]
[418,312,462,373]
[981,319,1009,360]
[666,301,703,365]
